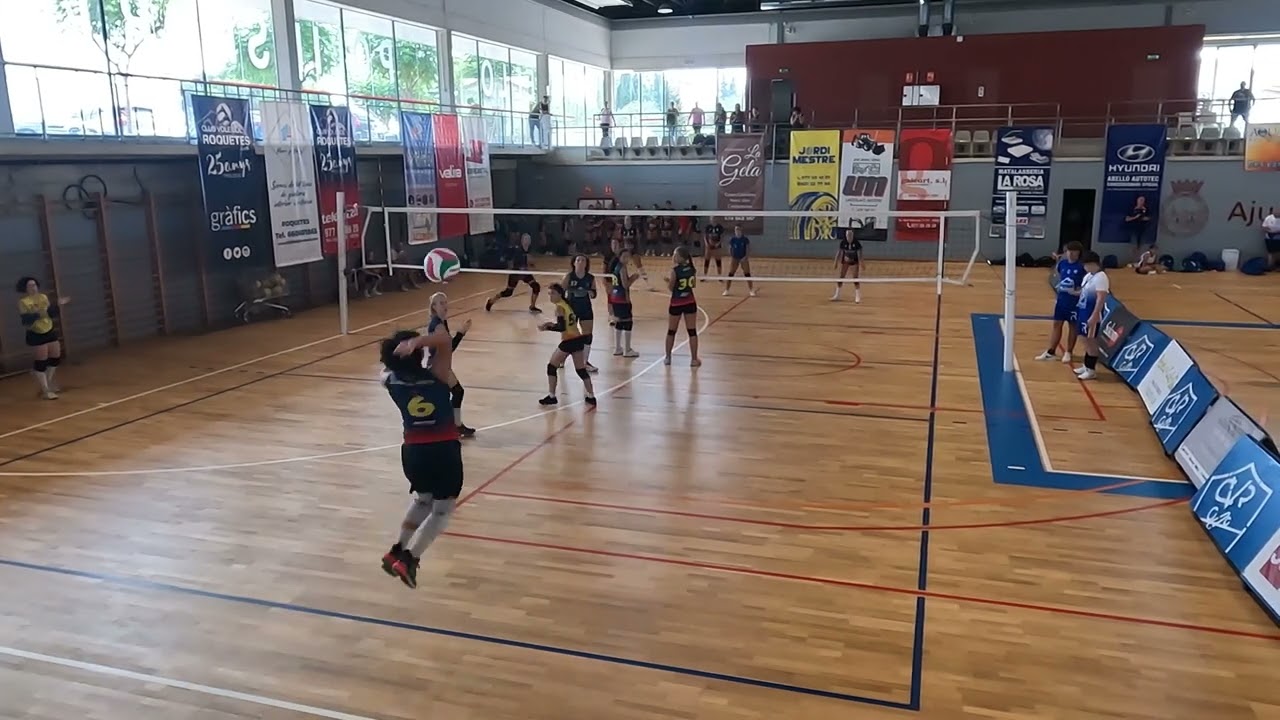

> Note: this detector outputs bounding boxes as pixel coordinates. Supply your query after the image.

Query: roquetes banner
[716,134,764,235]
[260,100,323,267]
[401,111,438,245]
[787,129,841,242]
[896,129,953,242]
[192,94,270,268]
[838,129,894,242]
[310,105,363,255]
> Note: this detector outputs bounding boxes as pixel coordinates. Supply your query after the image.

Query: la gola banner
[838,129,894,242]
[310,104,362,255]
[895,129,953,241]
[432,114,469,238]
[787,129,841,242]
[1244,123,1280,172]
[716,134,764,234]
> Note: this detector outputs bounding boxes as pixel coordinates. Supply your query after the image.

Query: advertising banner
[1109,322,1171,389]
[1136,340,1195,413]
[1097,299,1141,367]
[310,105,362,255]
[1175,397,1273,487]
[401,111,438,245]
[1241,522,1280,619]
[1244,123,1280,172]
[460,114,495,235]
[260,100,323,267]
[432,114,469,239]
[1191,435,1280,570]
[716,134,764,234]
[896,129,953,241]
[192,94,270,268]
[1099,124,1167,244]
[838,129,894,242]
[990,126,1054,239]
[787,129,841,242]
[1149,365,1217,454]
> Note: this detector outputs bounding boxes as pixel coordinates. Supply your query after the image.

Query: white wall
[612,21,773,70]
[340,0,611,68]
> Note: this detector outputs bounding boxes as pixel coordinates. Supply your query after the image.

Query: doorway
[1058,189,1096,251]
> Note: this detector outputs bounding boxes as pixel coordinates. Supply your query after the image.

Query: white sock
[32,370,49,393]
[454,407,464,426]
[45,366,57,385]
[397,496,433,546]
[614,327,623,349]
[623,331,633,352]
[409,498,455,557]
[584,343,592,364]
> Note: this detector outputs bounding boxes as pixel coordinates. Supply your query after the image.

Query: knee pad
[687,328,697,337]
[498,288,514,298]
[32,359,48,372]
[546,363,558,377]
[432,498,456,516]
[576,368,590,380]
[620,320,634,331]
[667,329,678,337]
[529,281,542,293]
[47,356,61,367]
[582,333,593,345]
[450,384,464,408]
[743,272,752,278]
[728,269,738,277]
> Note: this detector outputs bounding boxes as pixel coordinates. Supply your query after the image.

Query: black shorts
[506,273,535,288]
[841,258,860,267]
[558,335,588,354]
[705,241,721,251]
[610,302,633,320]
[401,440,464,499]
[25,329,58,347]
[669,302,697,316]
[569,299,594,321]
[1266,234,1280,254]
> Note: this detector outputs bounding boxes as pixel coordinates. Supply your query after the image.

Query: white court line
[0,645,379,720]
[0,307,712,478]
[0,288,494,443]
[1000,319,1183,485]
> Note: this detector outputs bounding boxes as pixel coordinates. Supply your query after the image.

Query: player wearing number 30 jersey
[378,328,462,590]
[665,246,701,367]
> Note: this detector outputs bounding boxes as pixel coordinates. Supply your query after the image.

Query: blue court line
[1017,314,1280,330]
[907,294,945,710]
[0,557,914,711]
[972,313,1193,500]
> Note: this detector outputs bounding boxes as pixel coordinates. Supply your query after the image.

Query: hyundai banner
[432,114,469,239]
[192,95,270,268]
[401,111,438,245]
[838,129,894,242]
[990,126,1054,239]
[260,100,323,267]
[460,115,495,235]
[896,129,953,241]
[1099,124,1167,244]
[310,104,362,255]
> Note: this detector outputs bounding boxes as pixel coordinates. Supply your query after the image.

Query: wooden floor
[0,263,1278,720]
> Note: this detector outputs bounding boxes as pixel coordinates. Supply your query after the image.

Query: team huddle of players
[374,228,867,587]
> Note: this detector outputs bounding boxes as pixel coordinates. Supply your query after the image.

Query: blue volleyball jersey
[729,235,749,259]
[382,369,458,443]
[608,257,629,304]
[670,264,697,306]
[567,271,594,301]
[1054,258,1085,305]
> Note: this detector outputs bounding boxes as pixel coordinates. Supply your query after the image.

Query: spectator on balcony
[528,101,543,147]
[690,103,705,136]
[539,95,552,148]
[714,102,727,135]
[1230,82,1255,129]
[789,106,807,129]
[748,107,763,133]
[599,103,615,141]
[730,104,745,133]
[665,102,680,142]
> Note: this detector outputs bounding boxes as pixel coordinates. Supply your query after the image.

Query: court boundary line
[0,288,493,443]
[909,291,944,710]
[0,558,915,710]
[1212,292,1277,327]
[0,645,381,720]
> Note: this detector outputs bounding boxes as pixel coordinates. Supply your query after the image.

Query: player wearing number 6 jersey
[665,247,701,367]
[378,328,462,590]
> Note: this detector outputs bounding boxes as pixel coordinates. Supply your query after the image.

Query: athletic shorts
[558,335,588,354]
[1053,300,1076,323]
[569,299,594,322]
[1266,234,1280,254]
[669,303,698,317]
[401,440,464,499]
[841,258,859,268]
[610,302,633,320]
[25,329,57,347]
[506,273,535,288]
[1077,316,1099,338]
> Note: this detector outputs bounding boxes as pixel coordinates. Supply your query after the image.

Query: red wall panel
[746,26,1205,127]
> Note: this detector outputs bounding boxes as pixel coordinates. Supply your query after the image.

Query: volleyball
[424,248,461,283]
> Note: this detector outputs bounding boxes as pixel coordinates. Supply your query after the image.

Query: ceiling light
[575,0,632,9]
[657,2,674,13]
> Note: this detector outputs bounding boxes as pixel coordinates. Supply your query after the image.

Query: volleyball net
[357,207,985,292]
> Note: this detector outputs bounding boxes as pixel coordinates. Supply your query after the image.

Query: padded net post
[1002,190,1017,373]
[336,190,349,336]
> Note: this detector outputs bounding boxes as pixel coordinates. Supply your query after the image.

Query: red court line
[456,417,581,507]
[819,397,1096,422]
[475,490,1181,531]
[443,530,1280,642]
[1077,377,1108,421]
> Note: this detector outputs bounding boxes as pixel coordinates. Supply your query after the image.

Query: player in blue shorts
[1072,251,1110,382]
[1035,240,1085,364]
[379,327,463,589]
[722,224,757,297]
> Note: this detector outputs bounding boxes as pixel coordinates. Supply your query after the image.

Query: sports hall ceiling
[559,0,919,21]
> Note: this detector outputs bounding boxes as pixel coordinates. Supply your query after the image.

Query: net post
[382,206,394,273]
[337,190,349,336]
[1002,191,1017,373]
[935,216,946,296]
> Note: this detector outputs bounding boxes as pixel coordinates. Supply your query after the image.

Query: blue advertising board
[191,94,270,268]
[1107,322,1171,389]
[989,126,1054,239]
[1191,436,1280,572]
[1099,124,1167,245]
[400,111,438,245]
[1150,365,1218,454]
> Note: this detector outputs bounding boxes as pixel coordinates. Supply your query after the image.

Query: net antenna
[361,206,982,291]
